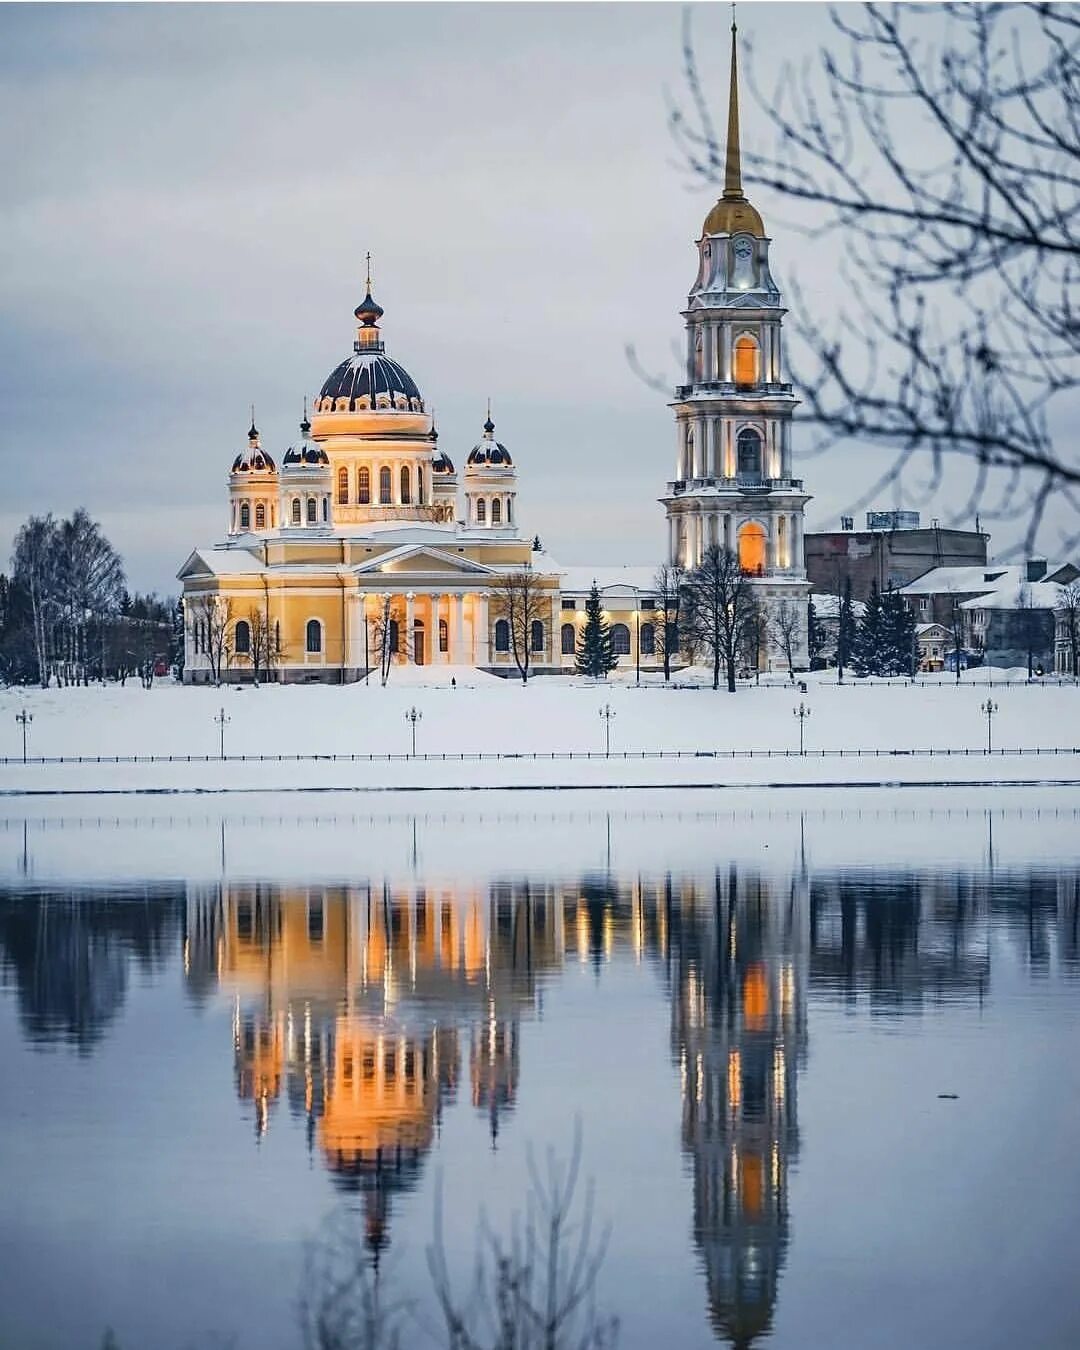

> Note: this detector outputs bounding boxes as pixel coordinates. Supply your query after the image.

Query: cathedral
[178,25,810,682]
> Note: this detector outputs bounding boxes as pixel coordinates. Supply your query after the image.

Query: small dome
[282,444,330,468]
[466,411,513,468]
[701,194,765,238]
[354,289,384,326]
[432,450,456,475]
[231,447,277,474]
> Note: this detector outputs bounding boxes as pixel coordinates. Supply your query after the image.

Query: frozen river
[1,789,1079,1350]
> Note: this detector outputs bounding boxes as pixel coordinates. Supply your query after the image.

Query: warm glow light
[738,522,767,574]
[743,963,769,1029]
[728,1048,741,1111]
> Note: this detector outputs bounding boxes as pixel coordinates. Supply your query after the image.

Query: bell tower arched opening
[738,522,767,575]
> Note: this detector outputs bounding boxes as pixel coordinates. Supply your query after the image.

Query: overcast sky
[0,2,1057,595]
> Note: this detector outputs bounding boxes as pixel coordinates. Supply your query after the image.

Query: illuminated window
[530,620,544,652]
[254,503,266,529]
[306,496,316,524]
[306,619,322,654]
[477,498,486,524]
[491,498,502,525]
[234,619,250,655]
[358,467,371,504]
[494,618,510,652]
[239,503,250,529]
[734,334,760,387]
[400,466,411,504]
[439,618,448,653]
[612,623,631,655]
[379,467,392,504]
[640,621,655,655]
[291,498,301,526]
[561,623,576,655]
[337,466,349,504]
[738,522,767,575]
[737,428,762,479]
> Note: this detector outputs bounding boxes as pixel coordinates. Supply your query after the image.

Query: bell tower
[661,20,810,668]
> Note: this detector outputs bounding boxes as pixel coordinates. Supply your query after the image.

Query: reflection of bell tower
[668,866,808,1347]
[470,1011,520,1146]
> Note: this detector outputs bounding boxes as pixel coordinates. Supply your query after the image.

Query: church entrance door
[413,620,425,665]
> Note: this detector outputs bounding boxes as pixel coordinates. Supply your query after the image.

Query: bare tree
[11,515,58,687]
[683,545,759,692]
[369,595,407,687]
[652,562,686,681]
[769,599,803,680]
[490,568,547,684]
[426,1130,618,1350]
[299,1207,405,1350]
[248,606,282,686]
[671,4,1080,553]
[1057,580,1080,677]
[188,594,233,686]
[56,509,125,685]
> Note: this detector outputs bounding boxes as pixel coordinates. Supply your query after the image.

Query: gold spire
[723,14,742,200]
[700,11,765,238]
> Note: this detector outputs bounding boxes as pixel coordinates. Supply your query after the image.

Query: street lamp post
[599,703,616,757]
[15,709,32,763]
[793,701,811,755]
[404,705,423,756]
[980,698,998,753]
[214,706,230,760]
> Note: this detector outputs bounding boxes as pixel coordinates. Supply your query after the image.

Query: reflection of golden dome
[702,194,765,238]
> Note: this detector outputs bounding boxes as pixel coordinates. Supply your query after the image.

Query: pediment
[352,545,499,577]
[177,549,213,580]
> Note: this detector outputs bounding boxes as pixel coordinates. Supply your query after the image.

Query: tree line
[1,510,181,687]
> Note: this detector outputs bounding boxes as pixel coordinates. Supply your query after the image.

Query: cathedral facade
[178,27,809,682]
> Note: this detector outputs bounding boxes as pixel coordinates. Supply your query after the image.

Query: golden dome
[702,194,765,239]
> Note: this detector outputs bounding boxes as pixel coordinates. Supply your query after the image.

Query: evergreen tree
[880,587,916,675]
[171,598,185,680]
[836,575,856,677]
[851,581,886,675]
[575,582,617,678]
[807,597,826,669]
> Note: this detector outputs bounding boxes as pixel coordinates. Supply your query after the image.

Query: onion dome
[354,289,384,327]
[231,415,276,472]
[466,408,513,468]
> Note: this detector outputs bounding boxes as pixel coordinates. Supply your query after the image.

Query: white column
[768,516,779,571]
[721,326,732,383]
[452,593,464,664]
[405,591,415,663]
[794,511,803,574]
[475,593,489,666]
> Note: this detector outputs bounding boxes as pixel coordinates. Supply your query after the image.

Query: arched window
[530,620,544,653]
[305,619,322,654]
[737,429,762,480]
[255,503,266,529]
[306,496,317,524]
[561,623,576,655]
[291,498,301,526]
[379,467,392,504]
[494,618,510,652]
[491,498,502,525]
[400,466,411,504]
[640,621,656,655]
[239,502,250,530]
[734,335,760,387]
[358,467,371,504]
[234,619,250,655]
[389,619,399,654]
[694,329,704,382]
[476,498,486,524]
[417,466,425,504]
[612,623,631,656]
[738,522,767,576]
[337,467,349,504]
[685,427,695,478]
[439,618,448,653]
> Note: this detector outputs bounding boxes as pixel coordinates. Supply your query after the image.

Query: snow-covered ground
[0,668,1077,793]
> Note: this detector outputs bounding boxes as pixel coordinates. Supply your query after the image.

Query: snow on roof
[545,561,660,595]
[899,564,1015,595]
[960,582,1064,611]
[809,592,866,619]
[191,546,267,576]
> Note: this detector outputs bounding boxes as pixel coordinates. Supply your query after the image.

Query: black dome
[319,353,422,411]
[432,450,456,474]
[282,444,330,467]
[467,441,513,468]
[231,448,277,473]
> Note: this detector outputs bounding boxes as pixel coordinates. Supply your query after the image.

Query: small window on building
[439,618,448,653]
[307,898,324,943]
[612,623,631,656]
[337,466,349,504]
[234,619,251,655]
[494,618,510,652]
[640,621,656,655]
[358,467,371,504]
[561,622,576,655]
[476,498,486,524]
[306,496,317,524]
[506,498,513,523]
[379,466,392,504]
[255,503,266,529]
[400,466,411,504]
[291,498,301,526]
[561,599,577,611]
[491,498,502,525]
[417,466,425,504]
[239,503,250,530]
[306,619,322,654]
[734,334,760,387]
[530,619,544,653]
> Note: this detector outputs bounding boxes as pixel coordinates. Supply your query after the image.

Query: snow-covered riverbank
[1,669,1077,793]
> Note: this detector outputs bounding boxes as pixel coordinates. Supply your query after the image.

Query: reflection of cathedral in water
[666,869,808,1347]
